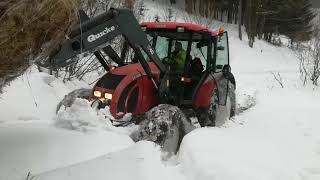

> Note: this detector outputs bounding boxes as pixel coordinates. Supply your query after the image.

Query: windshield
[147,32,208,70]
[152,36,169,59]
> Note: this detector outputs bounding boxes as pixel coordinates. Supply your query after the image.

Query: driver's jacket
[171,49,187,70]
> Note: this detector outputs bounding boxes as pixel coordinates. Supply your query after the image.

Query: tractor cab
[141,22,231,107]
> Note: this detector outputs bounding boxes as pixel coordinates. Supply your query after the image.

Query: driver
[170,41,187,71]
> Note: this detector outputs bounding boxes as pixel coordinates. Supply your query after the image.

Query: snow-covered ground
[1,1,320,180]
[0,70,135,180]
[0,123,133,180]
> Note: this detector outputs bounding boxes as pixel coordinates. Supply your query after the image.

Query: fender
[92,63,160,119]
[193,72,217,109]
[193,71,232,109]
[109,74,159,118]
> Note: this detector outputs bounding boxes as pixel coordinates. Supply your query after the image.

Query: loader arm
[48,8,166,81]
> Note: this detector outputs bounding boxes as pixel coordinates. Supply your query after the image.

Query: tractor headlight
[104,93,112,100]
[181,76,191,83]
[93,91,102,98]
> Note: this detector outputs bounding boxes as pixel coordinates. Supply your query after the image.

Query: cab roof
[141,22,218,36]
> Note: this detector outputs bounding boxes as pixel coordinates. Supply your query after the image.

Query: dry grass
[0,0,81,91]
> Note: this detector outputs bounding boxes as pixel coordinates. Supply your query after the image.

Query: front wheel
[131,104,195,153]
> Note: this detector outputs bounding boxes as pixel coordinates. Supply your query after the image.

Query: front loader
[46,8,236,152]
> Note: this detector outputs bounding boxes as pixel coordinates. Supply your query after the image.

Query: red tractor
[49,9,236,152]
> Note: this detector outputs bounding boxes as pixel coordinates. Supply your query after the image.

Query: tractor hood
[111,63,161,78]
[94,63,160,91]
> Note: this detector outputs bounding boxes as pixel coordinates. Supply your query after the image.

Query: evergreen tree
[184,0,315,47]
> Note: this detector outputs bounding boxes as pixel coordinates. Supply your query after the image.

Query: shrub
[0,0,80,91]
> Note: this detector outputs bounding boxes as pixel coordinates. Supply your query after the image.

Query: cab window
[216,32,229,71]
[154,36,169,59]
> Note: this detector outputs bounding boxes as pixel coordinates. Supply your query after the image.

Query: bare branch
[271,71,284,88]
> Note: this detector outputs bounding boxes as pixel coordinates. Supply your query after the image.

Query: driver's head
[174,42,183,52]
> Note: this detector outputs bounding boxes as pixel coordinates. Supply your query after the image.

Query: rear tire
[201,81,236,127]
[229,82,236,118]
[131,104,195,153]
[207,89,219,127]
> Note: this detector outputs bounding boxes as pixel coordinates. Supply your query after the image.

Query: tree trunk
[257,15,265,40]
[238,0,243,40]
[227,0,233,23]
[247,0,252,47]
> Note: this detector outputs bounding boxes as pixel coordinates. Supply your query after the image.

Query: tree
[263,0,315,44]
[184,0,315,47]
[238,0,243,40]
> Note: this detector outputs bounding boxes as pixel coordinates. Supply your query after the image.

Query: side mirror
[222,64,231,75]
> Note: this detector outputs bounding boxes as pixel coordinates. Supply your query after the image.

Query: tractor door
[192,32,230,109]
[214,32,230,105]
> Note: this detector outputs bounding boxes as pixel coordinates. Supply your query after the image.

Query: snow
[0,123,133,180]
[0,68,134,180]
[176,26,320,180]
[1,1,320,180]
[179,89,320,180]
[0,67,89,122]
[35,141,185,180]
[176,28,320,180]
[55,98,113,132]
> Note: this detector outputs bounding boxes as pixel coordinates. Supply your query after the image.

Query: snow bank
[0,67,89,122]
[0,122,134,180]
[0,68,135,180]
[179,88,320,180]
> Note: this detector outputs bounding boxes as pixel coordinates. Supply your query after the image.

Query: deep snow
[1,1,320,180]
[0,123,133,180]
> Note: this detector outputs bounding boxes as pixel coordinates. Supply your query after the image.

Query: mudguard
[92,63,161,119]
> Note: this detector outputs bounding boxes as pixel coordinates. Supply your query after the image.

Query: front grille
[95,73,125,89]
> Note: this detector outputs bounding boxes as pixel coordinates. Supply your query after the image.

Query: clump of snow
[236,91,257,115]
[55,98,113,132]
[122,113,133,122]
[55,98,138,135]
